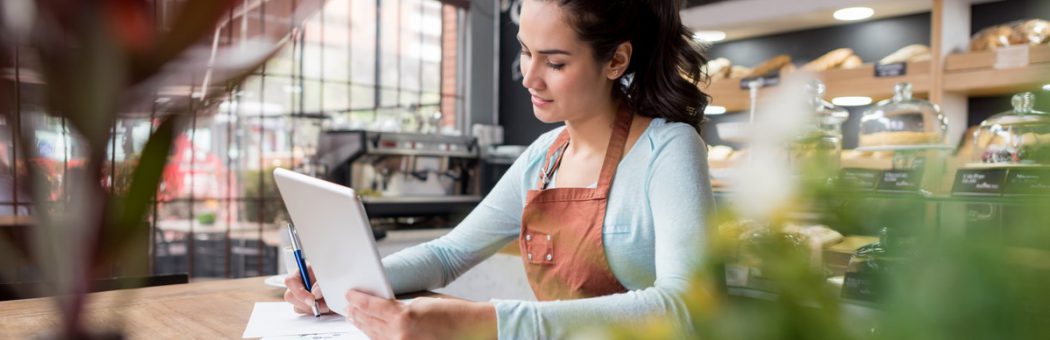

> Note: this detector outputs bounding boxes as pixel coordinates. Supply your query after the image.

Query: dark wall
[707,12,932,68]
[498,3,561,146]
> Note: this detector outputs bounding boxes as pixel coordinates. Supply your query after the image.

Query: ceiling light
[705,105,727,115]
[834,7,874,21]
[693,31,727,43]
[832,96,873,107]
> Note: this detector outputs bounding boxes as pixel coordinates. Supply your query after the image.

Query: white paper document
[242,302,369,339]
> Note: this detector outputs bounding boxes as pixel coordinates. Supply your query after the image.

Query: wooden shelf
[703,61,931,113]
[943,44,1050,97]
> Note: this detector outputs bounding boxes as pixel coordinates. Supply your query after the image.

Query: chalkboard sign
[952,168,1009,196]
[839,168,881,191]
[876,169,922,193]
[874,62,907,77]
[841,271,880,302]
[738,73,780,90]
[1003,167,1050,196]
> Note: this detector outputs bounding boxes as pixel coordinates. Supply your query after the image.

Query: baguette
[802,48,854,71]
[704,58,732,80]
[747,54,792,77]
[879,44,930,65]
[841,55,864,69]
[729,65,752,79]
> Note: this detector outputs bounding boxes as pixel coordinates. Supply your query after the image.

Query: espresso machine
[315,129,481,231]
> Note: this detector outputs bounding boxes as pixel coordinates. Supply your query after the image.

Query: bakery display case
[835,82,954,195]
[952,92,1050,198]
[858,82,947,149]
[971,92,1050,166]
[790,80,849,170]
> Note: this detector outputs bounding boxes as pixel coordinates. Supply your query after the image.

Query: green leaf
[96,114,182,266]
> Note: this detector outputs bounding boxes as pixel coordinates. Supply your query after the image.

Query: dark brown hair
[547,0,710,132]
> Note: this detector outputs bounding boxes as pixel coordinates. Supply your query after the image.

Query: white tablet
[273,168,394,317]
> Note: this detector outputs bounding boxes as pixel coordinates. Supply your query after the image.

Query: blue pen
[288,223,321,317]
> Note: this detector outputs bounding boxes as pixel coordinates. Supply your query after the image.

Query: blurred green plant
[597,83,1050,339]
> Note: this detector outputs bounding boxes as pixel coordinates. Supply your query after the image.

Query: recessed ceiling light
[705,105,727,115]
[693,31,727,43]
[832,96,873,107]
[834,7,874,21]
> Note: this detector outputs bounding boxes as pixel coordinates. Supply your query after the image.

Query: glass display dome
[858,82,948,149]
[790,80,849,167]
[972,92,1050,166]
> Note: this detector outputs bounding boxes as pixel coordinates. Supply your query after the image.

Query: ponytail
[552,0,711,133]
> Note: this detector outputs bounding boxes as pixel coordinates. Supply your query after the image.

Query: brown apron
[518,106,645,301]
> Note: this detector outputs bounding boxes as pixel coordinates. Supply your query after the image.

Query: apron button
[527,253,533,260]
[546,254,553,261]
[526,234,532,241]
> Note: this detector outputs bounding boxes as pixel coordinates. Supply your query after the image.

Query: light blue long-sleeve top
[382,118,714,339]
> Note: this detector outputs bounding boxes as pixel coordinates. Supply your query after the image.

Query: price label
[952,168,1008,196]
[1003,168,1050,196]
[842,271,880,302]
[876,170,921,193]
[994,45,1030,70]
[839,168,881,191]
[874,62,907,77]
[739,73,780,90]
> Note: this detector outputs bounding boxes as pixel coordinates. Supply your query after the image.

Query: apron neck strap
[595,105,632,191]
[537,105,634,192]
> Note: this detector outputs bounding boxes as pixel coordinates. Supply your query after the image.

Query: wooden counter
[0,277,439,339]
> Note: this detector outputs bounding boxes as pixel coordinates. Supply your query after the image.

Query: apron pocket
[524,232,554,264]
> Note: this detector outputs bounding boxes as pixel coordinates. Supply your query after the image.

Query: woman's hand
[283,265,331,314]
[345,290,497,340]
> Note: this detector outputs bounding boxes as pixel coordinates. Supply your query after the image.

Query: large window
[2,0,465,280]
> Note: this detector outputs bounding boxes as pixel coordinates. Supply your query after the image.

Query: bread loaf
[704,58,732,80]
[802,48,854,71]
[970,25,1024,51]
[747,54,792,77]
[729,65,752,79]
[841,55,864,69]
[1014,19,1050,45]
[879,44,930,65]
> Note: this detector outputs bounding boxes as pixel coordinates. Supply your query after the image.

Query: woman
[285,0,714,338]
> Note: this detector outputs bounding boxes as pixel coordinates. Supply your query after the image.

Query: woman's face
[518,0,619,123]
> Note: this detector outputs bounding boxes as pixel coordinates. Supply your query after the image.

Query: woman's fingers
[284,288,311,314]
[283,270,305,291]
[284,269,332,314]
[346,290,402,320]
[347,306,390,340]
